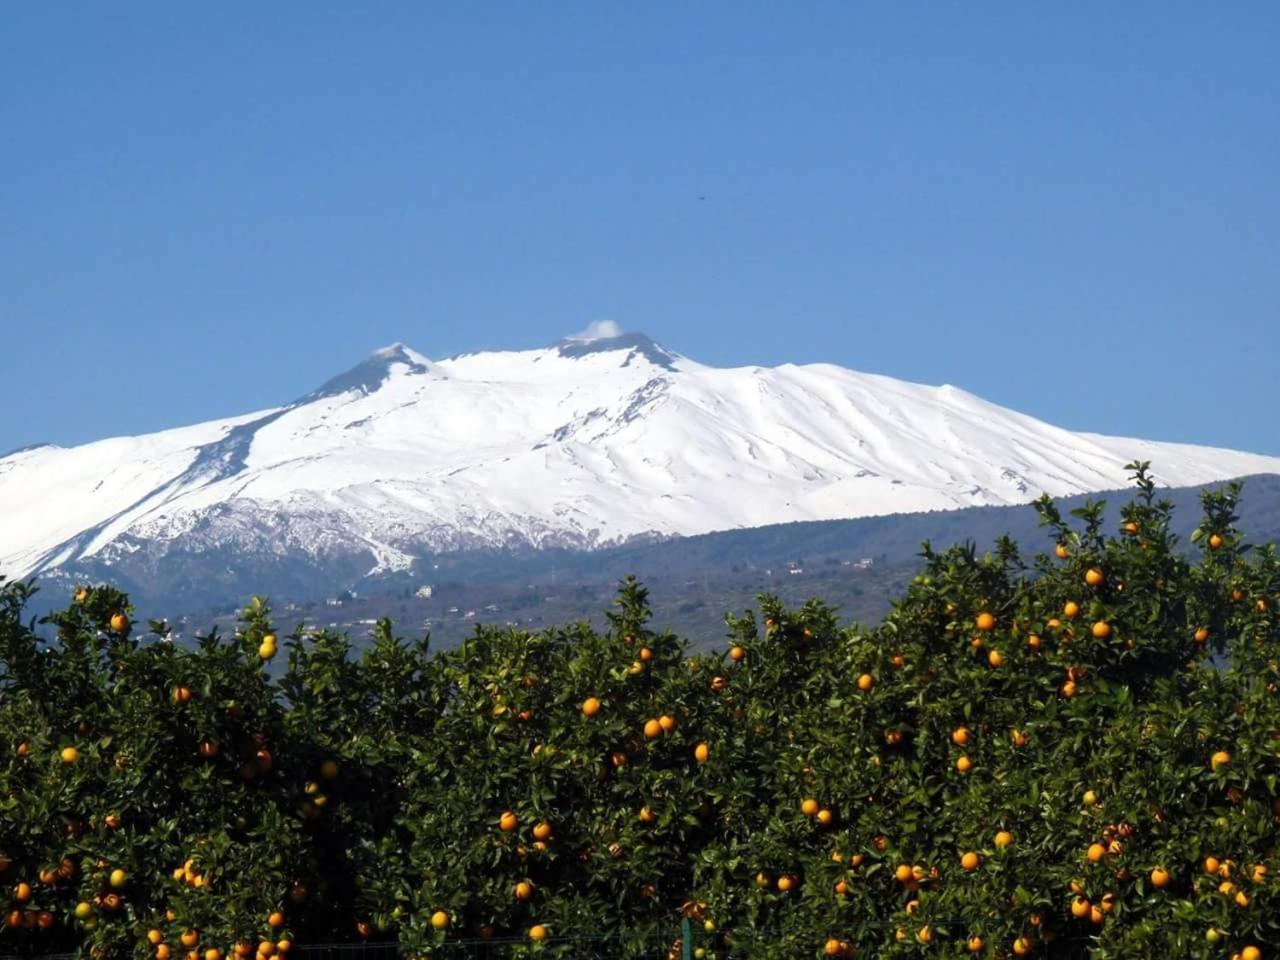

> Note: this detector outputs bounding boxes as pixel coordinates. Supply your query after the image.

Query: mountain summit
[3,336,1279,586]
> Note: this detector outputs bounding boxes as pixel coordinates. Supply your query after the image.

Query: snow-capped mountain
[4,332,1279,588]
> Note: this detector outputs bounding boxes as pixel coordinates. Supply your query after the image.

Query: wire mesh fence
[1,928,698,960]
[294,939,674,960]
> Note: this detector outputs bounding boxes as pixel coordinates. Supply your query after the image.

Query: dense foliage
[3,464,1280,959]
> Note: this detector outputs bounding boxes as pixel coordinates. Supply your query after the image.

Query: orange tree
[3,461,1280,959]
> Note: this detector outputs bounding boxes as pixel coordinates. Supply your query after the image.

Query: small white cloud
[568,319,623,341]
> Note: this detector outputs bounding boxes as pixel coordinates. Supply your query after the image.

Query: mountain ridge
[5,332,1280,591]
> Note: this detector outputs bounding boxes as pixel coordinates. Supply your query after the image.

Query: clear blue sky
[3,3,1277,456]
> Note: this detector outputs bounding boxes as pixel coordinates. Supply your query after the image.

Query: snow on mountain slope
[3,334,1279,580]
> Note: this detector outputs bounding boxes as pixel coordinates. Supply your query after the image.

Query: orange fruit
[967,935,984,953]
[895,864,913,883]
[1011,728,1028,746]
[728,645,745,662]
[430,910,449,930]
[14,882,31,902]
[267,912,284,928]
[1071,896,1090,918]
[1209,533,1224,550]
[1063,601,1080,619]
[156,947,171,960]
[801,799,819,817]
[638,806,656,824]
[955,755,973,773]
[816,808,834,826]
[960,851,980,871]
[1150,867,1170,888]
[1085,568,1103,586]
[643,719,663,739]
[1087,843,1106,863]
[532,821,552,841]
[975,612,996,632]
[515,880,533,901]
[659,714,677,733]
[1242,948,1261,960]
[1211,751,1231,770]
[994,831,1013,849]
[856,673,874,691]
[987,649,1004,667]
[638,646,652,662]
[694,742,709,763]
[1055,543,1069,559]
[110,613,129,633]
[1194,627,1209,643]
[1013,935,1032,955]
[499,811,518,832]
[59,746,78,764]
[952,727,970,746]
[529,925,548,941]
[181,930,200,948]
[777,875,794,892]
[1092,621,1112,639]
[148,930,165,946]
[581,697,601,717]
[1123,521,1139,535]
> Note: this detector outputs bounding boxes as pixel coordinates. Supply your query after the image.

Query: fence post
[682,917,693,960]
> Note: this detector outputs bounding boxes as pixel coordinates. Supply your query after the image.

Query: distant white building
[415,584,434,599]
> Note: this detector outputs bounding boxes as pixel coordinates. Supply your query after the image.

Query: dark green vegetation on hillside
[39,478,1280,639]
[4,465,1280,959]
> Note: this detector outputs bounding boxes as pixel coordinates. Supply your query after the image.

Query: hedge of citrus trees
[4,463,1280,959]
